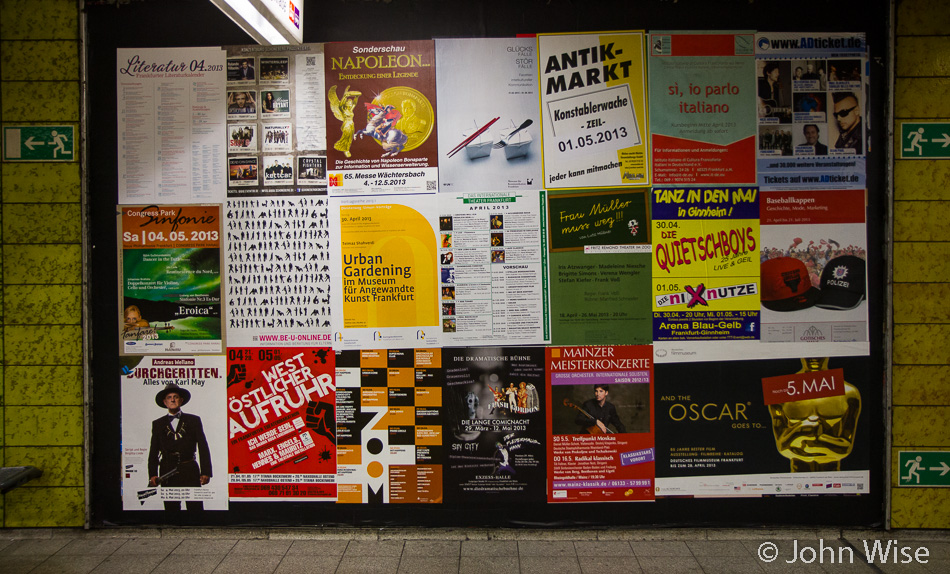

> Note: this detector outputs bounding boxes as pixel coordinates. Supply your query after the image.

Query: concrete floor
[1,527,948,573]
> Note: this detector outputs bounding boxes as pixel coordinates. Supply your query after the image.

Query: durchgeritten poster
[435,38,542,192]
[329,194,441,349]
[226,347,337,501]
[538,31,650,189]
[119,204,223,355]
[324,41,439,196]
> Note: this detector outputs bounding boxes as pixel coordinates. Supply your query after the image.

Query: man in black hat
[148,383,212,511]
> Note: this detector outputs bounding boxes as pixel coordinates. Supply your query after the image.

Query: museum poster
[119,204,223,355]
[547,345,655,503]
[654,356,870,497]
[121,355,228,511]
[538,31,650,189]
[226,347,337,500]
[443,347,547,503]
[335,349,443,503]
[648,32,756,185]
[324,40,439,196]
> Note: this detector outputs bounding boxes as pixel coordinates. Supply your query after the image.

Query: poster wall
[324,41,439,196]
[117,47,227,204]
[649,32,756,185]
[121,355,228,511]
[226,347,337,500]
[547,346,655,503]
[435,38,542,192]
[119,204,223,355]
[538,32,650,188]
[335,349,443,503]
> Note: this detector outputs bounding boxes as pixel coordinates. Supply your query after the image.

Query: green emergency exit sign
[898,451,950,487]
[3,126,76,162]
[899,122,950,159]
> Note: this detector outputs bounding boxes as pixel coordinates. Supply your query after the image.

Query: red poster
[546,345,655,503]
[227,347,337,500]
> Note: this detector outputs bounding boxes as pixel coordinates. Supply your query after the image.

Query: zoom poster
[324,40,438,196]
[654,356,870,497]
[119,204,222,355]
[444,347,546,504]
[651,187,760,343]
[547,188,652,345]
[329,194,441,349]
[335,349,443,503]
[226,347,336,501]
[547,346,655,503]
[121,355,228,511]
[649,32,756,185]
[538,32,650,188]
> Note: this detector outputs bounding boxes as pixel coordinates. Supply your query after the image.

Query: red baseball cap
[760,257,820,312]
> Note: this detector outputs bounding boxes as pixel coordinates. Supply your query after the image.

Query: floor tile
[57,538,127,555]
[170,539,238,555]
[461,540,517,556]
[636,556,703,574]
[520,555,582,574]
[336,555,401,574]
[574,540,635,556]
[29,555,106,574]
[686,539,753,556]
[695,555,766,574]
[0,555,47,574]
[631,541,694,557]
[89,554,166,574]
[396,556,460,573]
[114,537,183,555]
[229,539,292,555]
[343,540,405,556]
[273,554,343,574]
[403,539,461,556]
[458,555,519,574]
[519,539,578,556]
[578,555,643,574]
[152,554,225,574]
[0,538,71,556]
[212,554,283,574]
[286,539,349,556]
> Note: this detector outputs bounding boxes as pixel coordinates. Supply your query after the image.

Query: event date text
[557,127,628,152]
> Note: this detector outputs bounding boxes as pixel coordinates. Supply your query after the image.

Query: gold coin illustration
[370,86,435,152]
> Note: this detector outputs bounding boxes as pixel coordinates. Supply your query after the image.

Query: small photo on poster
[793,121,831,156]
[227,90,257,119]
[228,124,257,153]
[757,60,792,124]
[828,90,864,155]
[759,125,793,156]
[227,56,257,83]
[228,157,258,187]
[262,155,294,186]
[297,156,327,186]
[260,57,290,82]
[791,60,826,92]
[260,89,291,118]
[262,123,292,152]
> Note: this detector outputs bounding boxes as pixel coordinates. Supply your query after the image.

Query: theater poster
[547,345,655,503]
[335,349,443,504]
[121,355,228,511]
[754,32,867,190]
[538,32,650,189]
[329,194,442,349]
[119,204,223,355]
[654,356,870,497]
[547,188,652,345]
[649,32,756,185]
[651,186,761,344]
[443,347,547,504]
[435,38,542,192]
[324,40,438,196]
[226,347,337,501]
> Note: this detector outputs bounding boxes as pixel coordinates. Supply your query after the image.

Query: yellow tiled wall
[0,0,85,527]
[892,0,950,528]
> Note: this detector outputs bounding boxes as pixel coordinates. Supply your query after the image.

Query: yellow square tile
[0,0,79,40]
[4,406,82,446]
[2,244,82,284]
[5,325,81,365]
[893,283,950,323]
[891,487,950,529]
[1,81,80,122]
[896,35,950,77]
[893,243,950,282]
[3,487,83,527]
[894,201,950,241]
[893,405,950,446]
[3,204,81,244]
[895,325,950,365]
[1,163,81,203]
[0,40,79,81]
[897,0,950,36]
[5,365,82,406]
[893,365,950,405]
[894,159,950,200]
[3,447,83,487]
[895,78,950,119]
[3,285,80,326]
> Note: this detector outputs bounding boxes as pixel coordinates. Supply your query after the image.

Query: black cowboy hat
[155,383,191,408]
